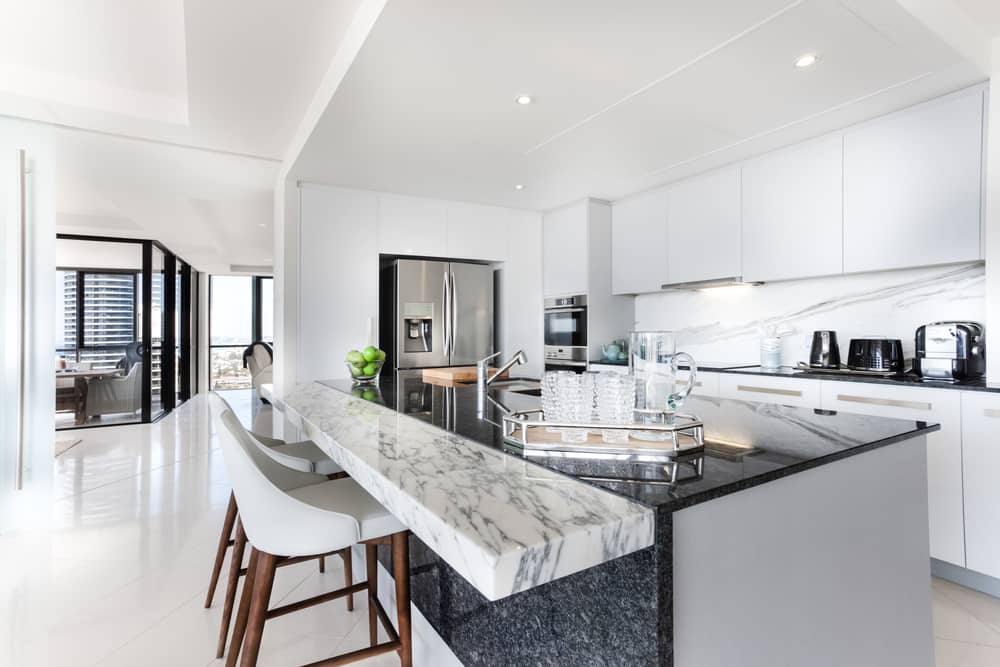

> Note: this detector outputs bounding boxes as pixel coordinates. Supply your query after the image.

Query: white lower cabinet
[820,381,965,567]
[961,392,1000,579]
[718,374,821,408]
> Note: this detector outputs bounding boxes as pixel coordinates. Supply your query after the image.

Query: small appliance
[809,331,841,369]
[914,321,985,382]
[846,338,905,373]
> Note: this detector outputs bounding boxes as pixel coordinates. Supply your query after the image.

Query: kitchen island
[281,373,939,667]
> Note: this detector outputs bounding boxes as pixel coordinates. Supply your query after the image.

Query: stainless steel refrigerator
[389,259,493,369]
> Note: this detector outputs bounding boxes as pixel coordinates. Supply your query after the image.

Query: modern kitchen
[258,1,1000,660]
[4,2,1000,667]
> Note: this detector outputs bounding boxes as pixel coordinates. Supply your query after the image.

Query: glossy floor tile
[2,389,999,666]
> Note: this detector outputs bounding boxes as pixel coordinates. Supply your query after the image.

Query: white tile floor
[2,390,998,667]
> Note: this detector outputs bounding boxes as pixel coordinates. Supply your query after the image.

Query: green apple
[362,362,378,376]
[362,389,376,401]
[362,345,379,362]
[349,364,364,377]
[346,349,364,365]
[376,349,387,361]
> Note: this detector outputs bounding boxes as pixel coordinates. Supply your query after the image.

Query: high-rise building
[56,271,162,391]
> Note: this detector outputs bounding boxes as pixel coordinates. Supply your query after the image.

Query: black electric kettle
[809,331,841,369]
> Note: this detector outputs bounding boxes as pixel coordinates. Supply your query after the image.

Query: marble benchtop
[281,381,655,601]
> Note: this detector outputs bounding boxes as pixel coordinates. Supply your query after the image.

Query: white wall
[634,263,985,367]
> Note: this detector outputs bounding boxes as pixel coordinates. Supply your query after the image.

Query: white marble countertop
[281,381,655,601]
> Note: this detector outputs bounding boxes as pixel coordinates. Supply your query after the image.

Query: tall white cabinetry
[544,200,634,360]
[843,87,983,273]
[542,202,589,297]
[299,186,379,383]
[742,135,844,282]
[294,184,543,383]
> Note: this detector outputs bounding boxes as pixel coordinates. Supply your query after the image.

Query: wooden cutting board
[422,366,509,385]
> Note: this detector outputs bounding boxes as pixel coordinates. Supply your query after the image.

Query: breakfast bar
[282,375,940,667]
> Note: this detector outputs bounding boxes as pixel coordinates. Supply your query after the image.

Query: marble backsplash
[633,263,985,367]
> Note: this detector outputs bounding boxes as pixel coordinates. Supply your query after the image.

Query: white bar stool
[205,394,351,659]
[217,402,413,667]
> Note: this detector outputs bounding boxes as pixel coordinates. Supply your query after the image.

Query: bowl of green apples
[345,345,386,384]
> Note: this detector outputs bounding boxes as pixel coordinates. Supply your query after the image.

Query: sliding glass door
[56,235,195,429]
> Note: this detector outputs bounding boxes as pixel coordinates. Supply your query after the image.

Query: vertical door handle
[442,272,450,356]
[15,149,27,491]
[450,271,457,357]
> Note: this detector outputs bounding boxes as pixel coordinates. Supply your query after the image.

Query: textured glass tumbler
[542,371,573,432]
[596,373,635,444]
[555,373,593,443]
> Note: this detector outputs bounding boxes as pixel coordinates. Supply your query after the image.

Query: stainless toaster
[914,322,985,382]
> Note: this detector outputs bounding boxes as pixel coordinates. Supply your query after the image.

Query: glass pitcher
[629,331,697,440]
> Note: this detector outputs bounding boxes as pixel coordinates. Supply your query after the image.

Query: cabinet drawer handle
[676,380,703,387]
[736,385,802,397]
[836,394,931,411]
[984,409,1000,419]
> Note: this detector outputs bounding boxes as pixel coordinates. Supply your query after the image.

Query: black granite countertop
[322,371,938,513]
[703,365,1000,393]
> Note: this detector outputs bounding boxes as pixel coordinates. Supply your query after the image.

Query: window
[208,275,273,390]
[56,270,139,370]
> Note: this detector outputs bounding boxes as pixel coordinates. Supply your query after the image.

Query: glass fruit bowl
[346,359,384,385]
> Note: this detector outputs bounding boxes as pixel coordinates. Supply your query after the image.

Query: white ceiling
[54,129,277,275]
[955,0,1000,38]
[0,0,365,159]
[291,0,986,211]
[0,0,369,273]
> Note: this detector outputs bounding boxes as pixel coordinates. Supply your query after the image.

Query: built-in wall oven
[544,295,587,372]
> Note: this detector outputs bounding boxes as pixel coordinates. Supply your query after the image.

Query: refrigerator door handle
[442,270,451,357]
[450,271,457,357]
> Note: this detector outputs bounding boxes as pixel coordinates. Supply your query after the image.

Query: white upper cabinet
[445,202,509,261]
[843,88,984,274]
[742,135,844,282]
[611,189,668,294]
[376,194,447,256]
[543,202,589,297]
[665,166,741,285]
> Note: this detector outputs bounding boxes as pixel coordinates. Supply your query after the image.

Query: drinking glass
[541,370,573,431]
[595,373,635,443]
[555,373,593,443]
[630,331,697,441]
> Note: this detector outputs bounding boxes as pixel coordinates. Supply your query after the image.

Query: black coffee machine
[809,331,841,369]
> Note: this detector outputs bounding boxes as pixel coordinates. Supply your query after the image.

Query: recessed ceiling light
[794,53,819,69]
[514,184,524,191]
[515,95,533,105]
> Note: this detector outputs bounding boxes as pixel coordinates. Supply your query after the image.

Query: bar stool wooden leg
[226,547,259,667]
[216,519,247,658]
[366,543,378,647]
[240,552,278,667]
[205,491,238,608]
[341,548,354,611]
[392,533,412,667]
